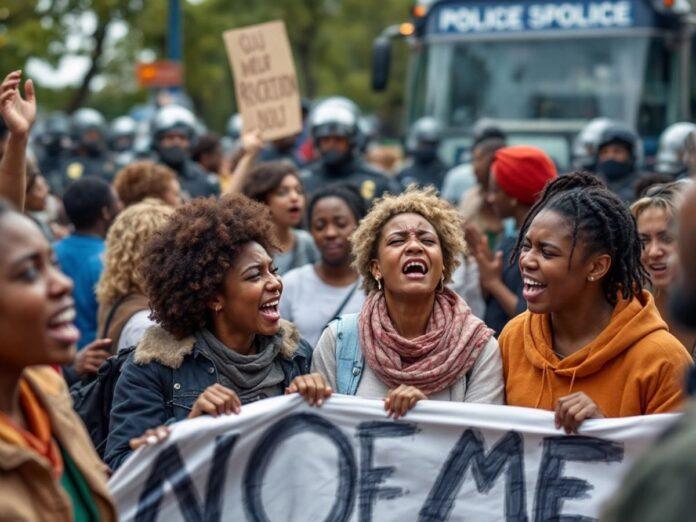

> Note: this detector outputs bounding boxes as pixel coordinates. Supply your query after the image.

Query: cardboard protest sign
[110,395,675,521]
[223,20,302,141]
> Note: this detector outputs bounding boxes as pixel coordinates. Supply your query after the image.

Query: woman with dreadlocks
[500,172,692,434]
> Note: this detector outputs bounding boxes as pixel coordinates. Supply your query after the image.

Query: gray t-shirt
[311,321,504,404]
[273,229,319,275]
[280,264,365,348]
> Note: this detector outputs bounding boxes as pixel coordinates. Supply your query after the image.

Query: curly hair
[140,193,278,338]
[113,160,177,207]
[96,199,174,306]
[514,171,648,305]
[351,186,466,293]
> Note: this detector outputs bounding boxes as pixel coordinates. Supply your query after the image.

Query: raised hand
[0,71,36,137]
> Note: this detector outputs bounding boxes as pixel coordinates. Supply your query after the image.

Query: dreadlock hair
[513,171,648,305]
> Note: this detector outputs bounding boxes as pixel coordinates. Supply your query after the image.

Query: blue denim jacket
[104,323,312,471]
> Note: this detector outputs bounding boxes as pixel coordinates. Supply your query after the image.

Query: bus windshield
[409,36,674,135]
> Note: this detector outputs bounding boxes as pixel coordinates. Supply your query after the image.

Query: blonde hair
[351,186,466,293]
[96,199,174,305]
[631,179,692,224]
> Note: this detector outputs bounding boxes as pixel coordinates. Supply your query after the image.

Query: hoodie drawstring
[535,363,555,409]
[568,369,578,395]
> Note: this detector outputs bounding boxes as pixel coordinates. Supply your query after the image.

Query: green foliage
[3,0,412,136]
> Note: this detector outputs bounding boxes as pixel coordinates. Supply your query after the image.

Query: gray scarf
[195,329,285,404]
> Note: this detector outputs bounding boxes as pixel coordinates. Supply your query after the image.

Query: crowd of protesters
[2,66,696,520]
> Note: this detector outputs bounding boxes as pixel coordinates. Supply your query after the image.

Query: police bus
[372,0,696,168]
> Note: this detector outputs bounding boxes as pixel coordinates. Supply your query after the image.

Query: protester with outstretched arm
[224,129,264,194]
[0,70,35,210]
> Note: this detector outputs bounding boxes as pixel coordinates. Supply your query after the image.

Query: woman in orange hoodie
[499,172,692,434]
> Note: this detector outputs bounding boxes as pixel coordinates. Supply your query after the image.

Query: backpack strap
[334,313,364,396]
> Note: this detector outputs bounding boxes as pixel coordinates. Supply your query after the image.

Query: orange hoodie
[499,291,693,417]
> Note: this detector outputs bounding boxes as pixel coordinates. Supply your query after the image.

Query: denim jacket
[104,321,312,471]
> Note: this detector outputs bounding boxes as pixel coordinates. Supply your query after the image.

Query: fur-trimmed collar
[133,320,301,369]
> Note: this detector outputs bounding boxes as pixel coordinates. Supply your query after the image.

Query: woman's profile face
[0,213,78,369]
[637,206,678,291]
[372,212,444,297]
[267,174,305,229]
[214,241,284,338]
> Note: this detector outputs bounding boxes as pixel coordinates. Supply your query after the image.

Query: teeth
[524,278,544,287]
[261,300,279,309]
[50,308,75,326]
[404,261,426,273]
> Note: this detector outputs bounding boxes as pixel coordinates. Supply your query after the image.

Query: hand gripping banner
[110,395,675,521]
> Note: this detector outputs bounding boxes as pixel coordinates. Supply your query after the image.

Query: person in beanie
[466,145,557,335]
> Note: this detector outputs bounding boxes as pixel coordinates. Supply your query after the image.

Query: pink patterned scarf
[358,288,493,395]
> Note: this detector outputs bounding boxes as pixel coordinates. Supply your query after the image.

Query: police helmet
[656,122,696,176]
[152,104,197,141]
[309,98,360,144]
[407,117,443,152]
[110,116,137,139]
[597,123,642,167]
[227,114,243,140]
[572,118,613,170]
[70,108,106,140]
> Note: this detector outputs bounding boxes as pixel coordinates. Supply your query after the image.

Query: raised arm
[0,71,36,210]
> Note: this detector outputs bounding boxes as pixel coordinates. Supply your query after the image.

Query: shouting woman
[105,194,329,470]
[312,187,504,418]
[500,173,692,434]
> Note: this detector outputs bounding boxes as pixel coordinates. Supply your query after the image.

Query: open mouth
[288,206,301,216]
[649,263,668,276]
[47,306,80,346]
[259,299,280,322]
[402,259,428,280]
[522,277,547,302]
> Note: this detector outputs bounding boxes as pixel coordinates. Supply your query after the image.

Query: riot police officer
[397,117,448,191]
[655,122,696,178]
[302,98,400,204]
[58,108,116,193]
[152,104,219,199]
[595,123,642,203]
[572,117,613,172]
[109,115,138,170]
[34,111,71,191]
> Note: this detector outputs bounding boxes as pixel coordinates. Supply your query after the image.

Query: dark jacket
[167,159,220,199]
[104,321,312,471]
[396,158,448,191]
[302,156,401,204]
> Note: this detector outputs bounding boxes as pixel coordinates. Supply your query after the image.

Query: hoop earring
[437,275,445,293]
[375,277,382,291]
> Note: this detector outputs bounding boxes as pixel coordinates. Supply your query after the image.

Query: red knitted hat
[491,146,558,206]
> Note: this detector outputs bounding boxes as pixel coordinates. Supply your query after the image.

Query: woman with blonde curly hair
[96,199,173,352]
[312,187,504,418]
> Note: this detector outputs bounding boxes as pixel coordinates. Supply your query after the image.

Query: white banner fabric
[109,395,676,521]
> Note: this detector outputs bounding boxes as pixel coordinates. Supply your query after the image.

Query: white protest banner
[110,395,676,521]
[223,20,302,141]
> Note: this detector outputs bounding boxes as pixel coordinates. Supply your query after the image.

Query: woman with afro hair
[105,193,330,470]
[500,172,692,434]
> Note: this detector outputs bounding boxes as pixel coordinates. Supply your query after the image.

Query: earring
[375,277,382,291]
[214,305,222,313]
[437,275,445,292]
[588,276,595,282]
